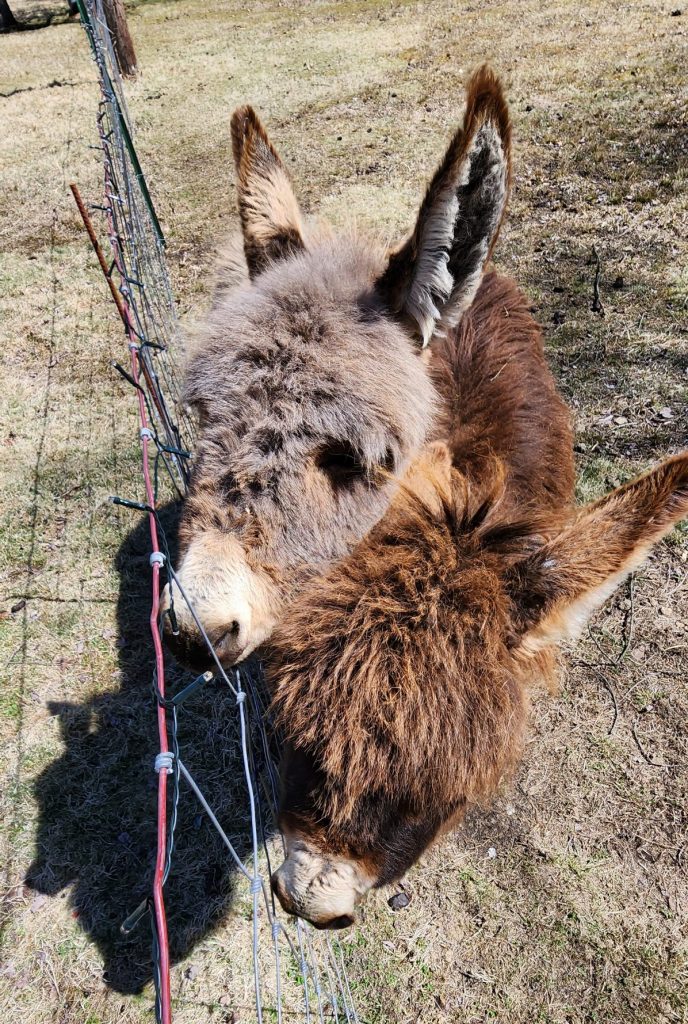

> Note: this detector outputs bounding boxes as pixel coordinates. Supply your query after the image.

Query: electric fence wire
[73,3,361,1022]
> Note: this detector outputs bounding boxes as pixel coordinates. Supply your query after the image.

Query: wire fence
[73,3,361,1021]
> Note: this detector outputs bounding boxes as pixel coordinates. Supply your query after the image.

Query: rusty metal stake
[70,181,130,330]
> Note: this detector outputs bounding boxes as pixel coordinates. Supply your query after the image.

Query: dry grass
[1,1,687,1022]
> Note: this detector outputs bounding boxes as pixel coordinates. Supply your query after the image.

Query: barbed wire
[72,3,361,1021]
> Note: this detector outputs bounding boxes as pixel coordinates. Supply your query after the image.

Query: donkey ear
[230,106,306,279]
[507,453,688,653]
[377,65,511,347]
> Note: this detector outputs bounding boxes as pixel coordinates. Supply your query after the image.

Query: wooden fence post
[102,0,137,77]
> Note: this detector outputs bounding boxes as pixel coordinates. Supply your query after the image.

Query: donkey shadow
[25,503,273,995]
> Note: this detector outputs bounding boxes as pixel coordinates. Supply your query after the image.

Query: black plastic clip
[155,671,214,710]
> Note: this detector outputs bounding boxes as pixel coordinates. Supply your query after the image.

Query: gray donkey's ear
[230,106,306,279]
[377,65,512,347]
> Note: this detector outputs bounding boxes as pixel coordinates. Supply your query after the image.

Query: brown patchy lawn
[1,1,686,1022]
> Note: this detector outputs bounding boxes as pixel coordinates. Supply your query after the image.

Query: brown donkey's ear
[230,106,306,278]
[377,65,512,347]
[507,453,688,654]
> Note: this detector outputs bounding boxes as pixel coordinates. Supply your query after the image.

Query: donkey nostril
[316,914,355,931]
[271,871,297,915]
[216,621,240,646]
[163,628,213,673]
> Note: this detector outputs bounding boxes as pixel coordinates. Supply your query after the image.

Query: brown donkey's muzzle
[270,869,355,931]
[269,838,375,930]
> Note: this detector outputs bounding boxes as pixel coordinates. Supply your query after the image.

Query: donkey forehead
[185,243,436,451]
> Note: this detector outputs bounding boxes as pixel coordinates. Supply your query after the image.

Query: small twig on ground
[633,834,685,854]
[591,246,604,314]
[615,573,635,664]
[457,967,494,986]
[595,671,619,735]
[586,625,613,664]
[583,573,635,668]
[631,718,670,769]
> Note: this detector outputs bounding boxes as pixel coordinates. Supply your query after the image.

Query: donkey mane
[431,271,575,520]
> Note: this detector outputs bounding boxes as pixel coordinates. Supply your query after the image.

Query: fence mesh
[74,3,361,1021]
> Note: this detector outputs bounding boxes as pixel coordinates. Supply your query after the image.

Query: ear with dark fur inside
[507,452,688,653]
[376,65,512,348]
[230,106,306,278]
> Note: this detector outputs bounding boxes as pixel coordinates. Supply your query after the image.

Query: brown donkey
[266,282,688,930]
[163,67,512,668]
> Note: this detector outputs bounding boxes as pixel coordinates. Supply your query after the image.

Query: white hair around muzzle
[160,532,279,664]
[271,835,375,929]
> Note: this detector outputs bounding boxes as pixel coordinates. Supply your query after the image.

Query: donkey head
[268,449,688,928]
[162,66,512,668]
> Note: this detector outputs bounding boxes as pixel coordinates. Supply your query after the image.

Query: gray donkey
[163,66,512,668]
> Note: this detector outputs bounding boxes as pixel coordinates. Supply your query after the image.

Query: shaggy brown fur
[267,270,577,886]
[164,66,512,669]
[267,278,687,911]
[430,270,575,517]
[269,444,688,901]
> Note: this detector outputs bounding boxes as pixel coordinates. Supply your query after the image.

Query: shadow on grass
[25,502,274,995]
[1,0,77,33]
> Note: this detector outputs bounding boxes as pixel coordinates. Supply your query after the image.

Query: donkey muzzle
[160,580,253,669]
[270,840,374,930]
[159,533,280,668]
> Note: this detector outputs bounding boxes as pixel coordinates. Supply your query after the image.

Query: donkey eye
[316,443,366,484]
